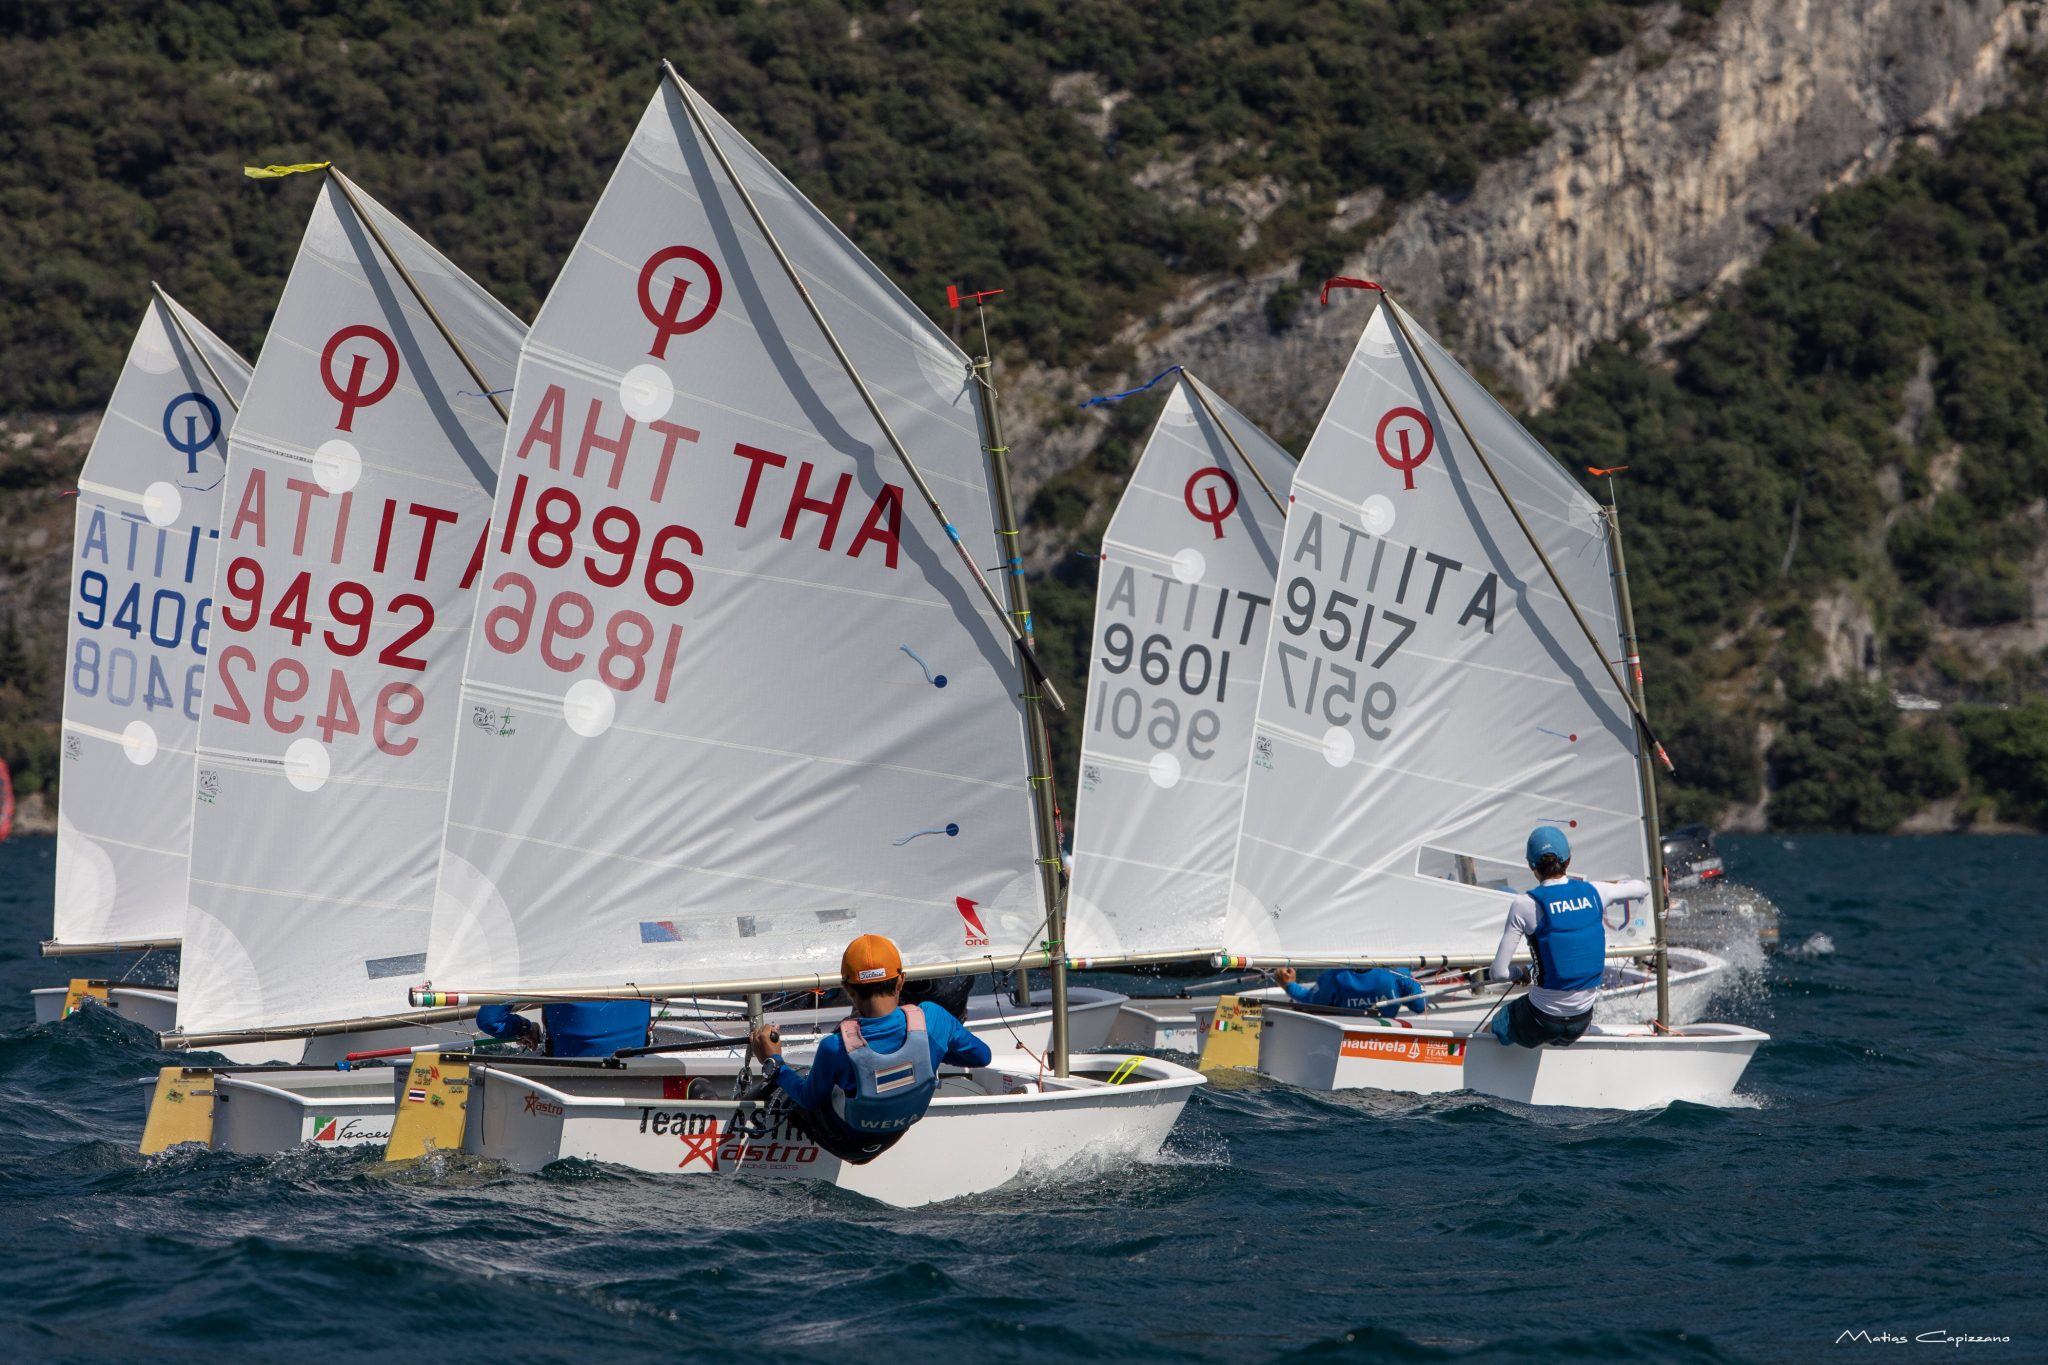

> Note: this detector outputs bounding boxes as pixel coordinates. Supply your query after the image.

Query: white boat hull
[464,1050,1202,1207]
[1256,1006,1765,1110]
[209,1067,401,1152]
[1106,999,1205,1053]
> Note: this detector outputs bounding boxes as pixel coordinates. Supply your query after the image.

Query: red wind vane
[1587,465,1631,476]
[946,285,1005,309]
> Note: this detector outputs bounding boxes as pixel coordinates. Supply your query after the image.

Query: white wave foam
[1786,933,1835,958]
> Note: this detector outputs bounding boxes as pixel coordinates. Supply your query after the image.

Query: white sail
[52,293,251,951]
[1226,296,1646,963]
[175,174,522,1035]
[1066,373,1294,960]
[422,75,1041,997]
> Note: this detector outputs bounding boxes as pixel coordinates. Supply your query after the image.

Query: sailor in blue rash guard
[748,933,992,1164]
[474,999,652,1058]
[1270,965,1426,1014]
[1485,825,1652,1049]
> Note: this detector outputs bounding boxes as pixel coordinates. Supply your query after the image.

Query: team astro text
[635,1106,821,1171]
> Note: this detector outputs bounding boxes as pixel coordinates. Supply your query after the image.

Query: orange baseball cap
[840,933,903,986]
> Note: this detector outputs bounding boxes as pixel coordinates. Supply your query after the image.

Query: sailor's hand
[748,1023,782,1063]
[1272,966,1297,987]
[515,1017,543,1051]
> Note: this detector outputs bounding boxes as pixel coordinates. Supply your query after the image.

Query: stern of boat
[1462,1023,1766,1109]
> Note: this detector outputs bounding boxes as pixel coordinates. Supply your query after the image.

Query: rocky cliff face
[1007,0,2048,492]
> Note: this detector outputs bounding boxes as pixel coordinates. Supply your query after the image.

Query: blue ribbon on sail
[1076,365,1181,408]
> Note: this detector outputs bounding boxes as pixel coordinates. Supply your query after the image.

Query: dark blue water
[2,835,2041,1363]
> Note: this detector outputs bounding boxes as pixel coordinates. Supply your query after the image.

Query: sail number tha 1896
[486,473,692,703]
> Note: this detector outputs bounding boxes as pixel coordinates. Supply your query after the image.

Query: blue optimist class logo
[161,391,223,476]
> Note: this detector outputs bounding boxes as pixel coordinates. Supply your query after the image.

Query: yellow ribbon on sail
[243,161,331,180]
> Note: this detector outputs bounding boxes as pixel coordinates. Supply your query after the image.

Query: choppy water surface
[2,835,2041,1362]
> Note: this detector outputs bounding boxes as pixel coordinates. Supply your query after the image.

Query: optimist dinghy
[32,291,253,1046]
[1202,282,1763,1107]
[1059,370,1300,1046]
[129,169,529,1134]
[359,67,1195,1202]
[389,1049,1195,1208]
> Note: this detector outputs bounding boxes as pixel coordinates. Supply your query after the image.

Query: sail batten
[52,293,251,952]
[1225,297,1646,964]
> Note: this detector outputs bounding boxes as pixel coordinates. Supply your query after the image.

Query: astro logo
[677,1130,721,1172]
[955,896,990,948]
[521,1093,565,1118]
[637,245,723,358]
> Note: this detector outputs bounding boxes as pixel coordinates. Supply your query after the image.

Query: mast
[968,350,1069,1076]
[1603,491,1672,1024]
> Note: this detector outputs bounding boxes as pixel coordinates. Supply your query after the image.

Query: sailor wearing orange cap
[748,933,993,1164]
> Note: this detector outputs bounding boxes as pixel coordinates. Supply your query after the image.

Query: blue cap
[1526,825,1571,868]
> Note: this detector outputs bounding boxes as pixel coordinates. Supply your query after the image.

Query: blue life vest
[1528,879,1607,994]
[541,1000,651,1057]
[828,1007,937,1135]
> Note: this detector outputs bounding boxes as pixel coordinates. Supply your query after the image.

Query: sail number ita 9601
[486,474,695,704]
[1093,625,1229,760]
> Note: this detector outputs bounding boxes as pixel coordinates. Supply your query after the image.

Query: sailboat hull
[36,984,305,1065]
[1255,1007,1765,1109]
[463,1051,1204,1207]
[34,984,178,1030]
[208,1068,401,1152]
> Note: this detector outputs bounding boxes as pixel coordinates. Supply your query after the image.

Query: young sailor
[474,1000,652,1058]
[1271,965,1426,1014]
[1486,825,1652,1048]
[748,933,992,1164]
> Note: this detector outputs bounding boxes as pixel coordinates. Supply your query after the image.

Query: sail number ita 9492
[485,473,694,703]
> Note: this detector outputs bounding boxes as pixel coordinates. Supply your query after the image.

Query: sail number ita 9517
[1276,574,1405,739]
[486,474,696,703]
